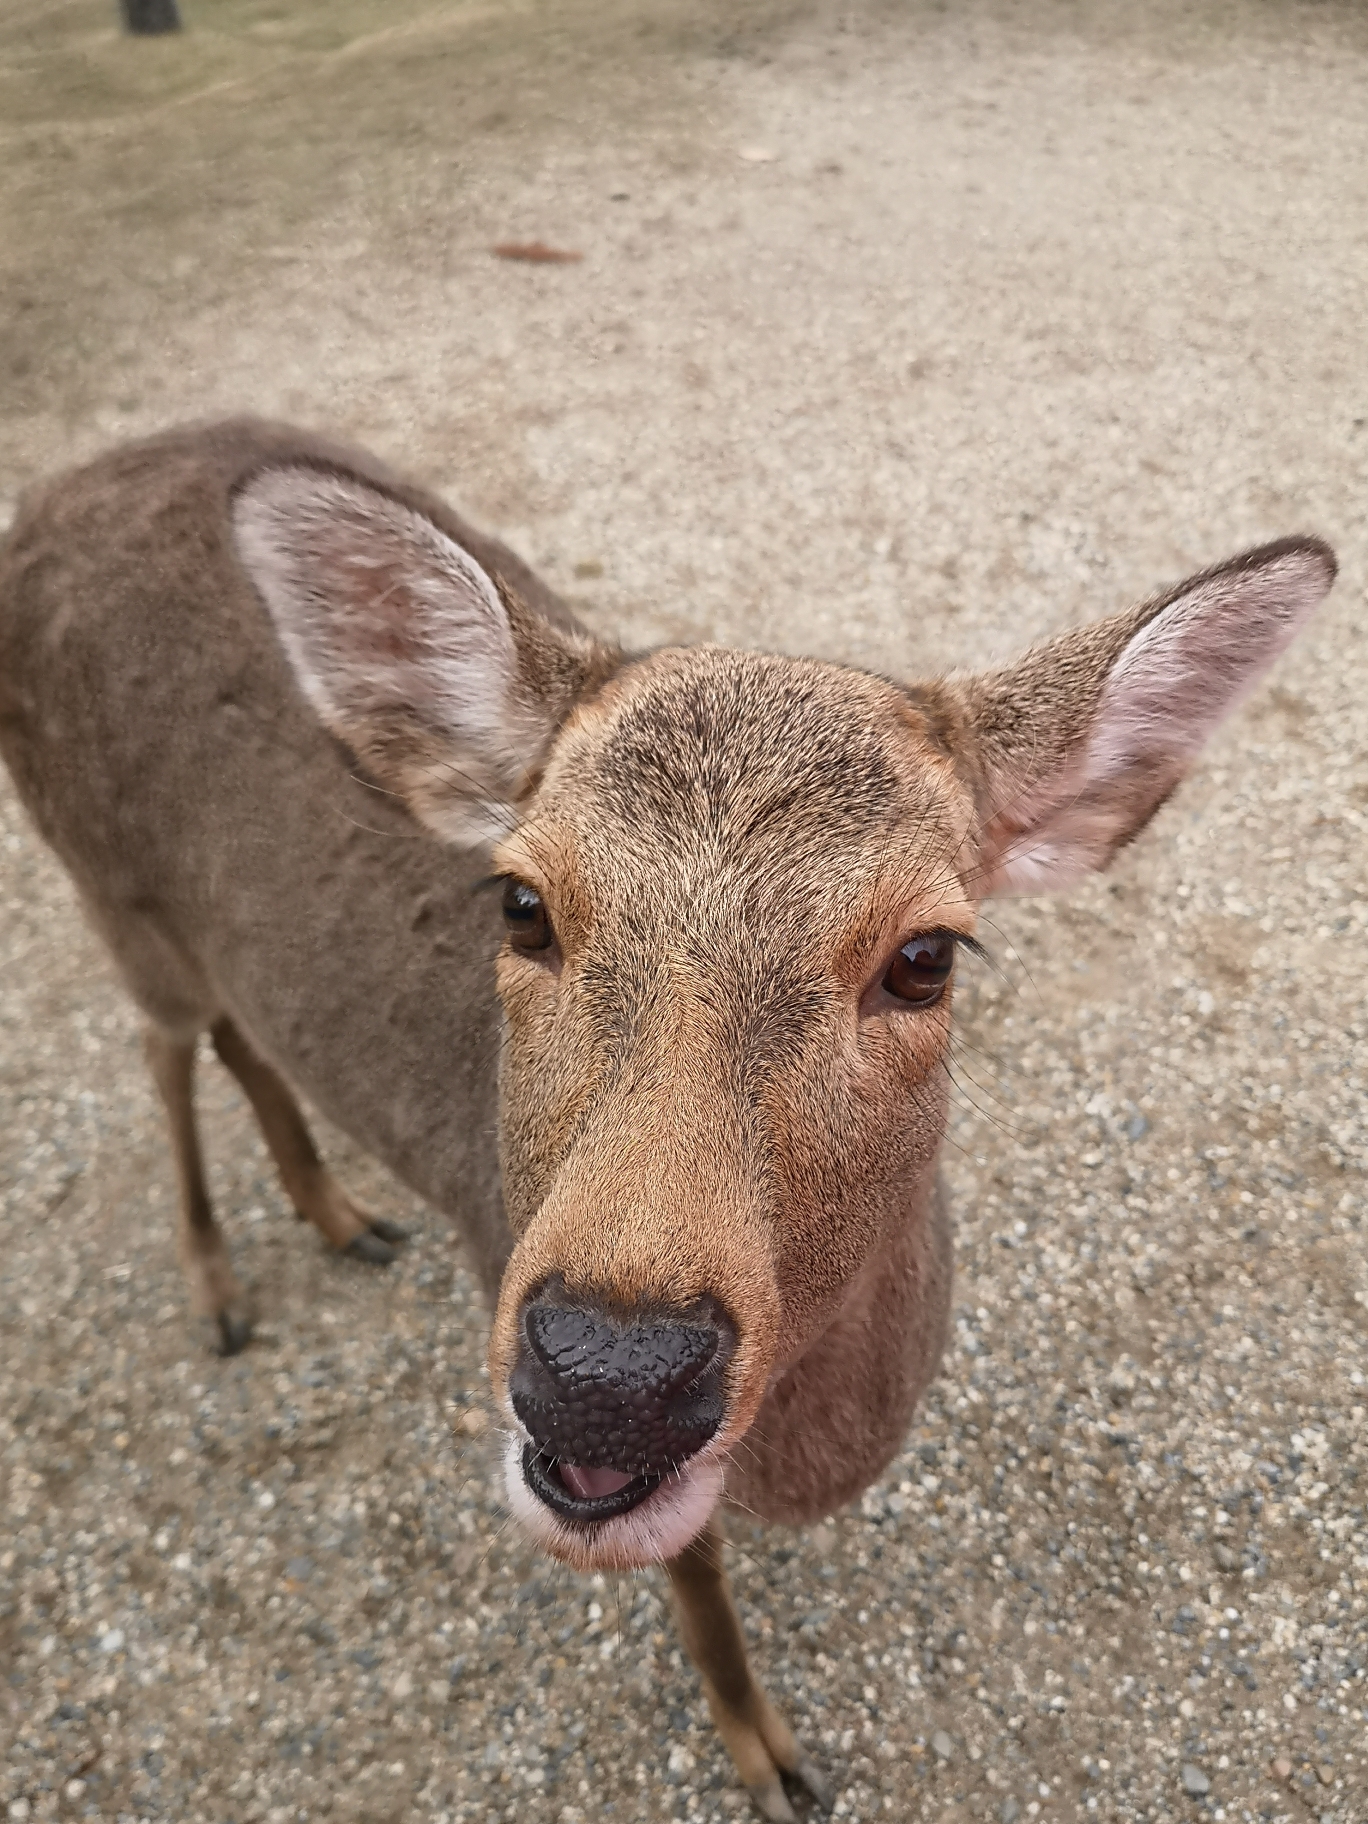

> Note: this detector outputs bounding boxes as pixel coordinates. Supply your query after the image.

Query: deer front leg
[144,1025,254,1355]
[209,1016,407,1263]
[666,1520,833,1821]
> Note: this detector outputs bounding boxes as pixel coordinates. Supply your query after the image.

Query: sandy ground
[2,2,1367,1821]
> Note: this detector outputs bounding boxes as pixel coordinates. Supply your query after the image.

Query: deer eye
[501,879,554,952]
[883,932,955,1006]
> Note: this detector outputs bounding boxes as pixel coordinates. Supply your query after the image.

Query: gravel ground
[2,2,1367,1821]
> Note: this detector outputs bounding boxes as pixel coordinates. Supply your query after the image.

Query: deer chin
[501,1432,725,1570]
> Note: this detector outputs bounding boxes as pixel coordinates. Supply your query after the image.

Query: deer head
[236,463,1334,1570]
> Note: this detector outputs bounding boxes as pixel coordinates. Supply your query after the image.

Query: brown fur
[0,420,1335,1819]
[486,647,975,1528]
[0,421,525,1301]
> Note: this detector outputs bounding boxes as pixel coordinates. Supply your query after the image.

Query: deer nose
[509,1283,734,1518]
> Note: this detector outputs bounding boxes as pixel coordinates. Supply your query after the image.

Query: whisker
[948,1029,1016,1076]
[945,1048,1022,1124]
[942,1060,1032,1146]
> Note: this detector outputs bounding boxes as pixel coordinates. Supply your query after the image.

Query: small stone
[1181,1764,1210,1797]
[1000,1801,1020,1824]
[1272,1758,1292,1780]
[97,1627,125,1653]
[932,1730,954,1761]
[738,145,777,163]
[1317,1765,1334,1786]
[1213,1543,1239,1572]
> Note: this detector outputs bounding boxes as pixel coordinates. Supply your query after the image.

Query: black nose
[510,1281,734,1519]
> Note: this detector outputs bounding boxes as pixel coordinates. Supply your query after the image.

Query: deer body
[0,423,526,1296]
[0,419,1335,1819]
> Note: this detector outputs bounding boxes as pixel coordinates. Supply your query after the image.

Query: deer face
[236,458,1334,1571]
[486,648,979,1566]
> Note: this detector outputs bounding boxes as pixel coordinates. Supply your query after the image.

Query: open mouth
[522,1444,663,1523]
[504,1432,725,1567]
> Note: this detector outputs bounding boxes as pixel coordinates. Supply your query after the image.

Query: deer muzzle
[509,1281,736,1527]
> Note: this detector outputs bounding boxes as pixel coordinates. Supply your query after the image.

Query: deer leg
[209,1016,406,1264]
[666,1520,833,1821]
[144,1025,253,1355]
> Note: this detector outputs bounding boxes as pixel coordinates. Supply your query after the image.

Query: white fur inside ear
[1088,545,1332,786]
[233,466,535,841]
[986,541,1334,896]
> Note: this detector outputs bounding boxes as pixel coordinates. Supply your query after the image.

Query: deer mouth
[503,1432,725,1568]
[522,1445,663,1522]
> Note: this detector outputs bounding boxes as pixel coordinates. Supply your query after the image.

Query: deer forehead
[502,646,976,940]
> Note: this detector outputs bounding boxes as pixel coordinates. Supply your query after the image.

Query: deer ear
[954,537,1336,896]
[233,465,612,845]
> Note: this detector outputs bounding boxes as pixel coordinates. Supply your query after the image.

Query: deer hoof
[746,1778,797,1824]
[202,1303,253,1356]
[787,1754,834,1812]
[344,1227,400,1266]
[365,1217,409,1246]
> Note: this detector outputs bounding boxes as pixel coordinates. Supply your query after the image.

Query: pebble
[1181,1764,1211,1797]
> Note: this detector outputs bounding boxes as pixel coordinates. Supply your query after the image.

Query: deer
[0,418,1335,1819]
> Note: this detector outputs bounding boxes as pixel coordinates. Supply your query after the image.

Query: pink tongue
[560,1463,634,1501]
